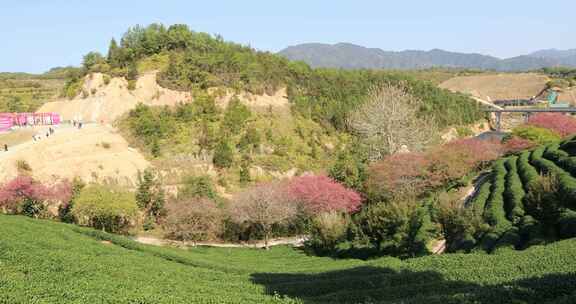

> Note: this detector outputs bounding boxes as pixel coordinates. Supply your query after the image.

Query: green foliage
[127,103,173,147]
[82,52,106,71]
[61,76,83,99]
[503,156,525,223]
[136,169,166,222]
[238,126,261,153]
[4,214,576,303]
[470,180,492,216]
[239,159,251,185]
[437,199,489,253]
[512,125,561,145]
[179,175,218,201]
[71,185,138,233]
[517,151,540,191]
[289,69,482,131]
[103,24,481,133]
[480,159,515,252]
[213,138,234,168]
[355,200,435,257]
[222,98,251,134]
[328,150,367,193]
[463,137,576,253]
[58,177,85,223]
[307,212,350,253]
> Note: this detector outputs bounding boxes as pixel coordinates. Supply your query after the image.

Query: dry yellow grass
[440,73,549,101]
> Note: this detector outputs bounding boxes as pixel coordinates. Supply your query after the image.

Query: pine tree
[213,139,233,168]
[107,38,119,67]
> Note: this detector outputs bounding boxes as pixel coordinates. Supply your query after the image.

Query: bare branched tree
[231,182,297,249]
[348,83,438,160]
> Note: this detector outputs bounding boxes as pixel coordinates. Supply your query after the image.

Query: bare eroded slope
[0,124,149,186]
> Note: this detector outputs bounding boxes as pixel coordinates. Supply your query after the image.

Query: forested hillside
[279,43,576,71]
[76,24,482,132]
[64,24,483,189]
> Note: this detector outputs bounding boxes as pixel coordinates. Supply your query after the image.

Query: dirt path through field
[134,235,307,249]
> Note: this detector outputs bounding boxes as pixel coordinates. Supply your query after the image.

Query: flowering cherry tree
[0,175,72,214]
[528,113,576,137]
[287,175,362,215]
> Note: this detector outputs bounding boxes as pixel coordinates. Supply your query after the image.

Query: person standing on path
[3,144,7,152]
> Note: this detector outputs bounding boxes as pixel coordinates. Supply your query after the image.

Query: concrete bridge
[484,107,576,131]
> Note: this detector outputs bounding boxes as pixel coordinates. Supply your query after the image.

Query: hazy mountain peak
[279,43,576,71]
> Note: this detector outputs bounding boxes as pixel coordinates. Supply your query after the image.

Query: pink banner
[0,113,61,128]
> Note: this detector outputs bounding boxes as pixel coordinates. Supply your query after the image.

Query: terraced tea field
[0,74,64,112]
[467,136,576,252]
[1,214,576,303]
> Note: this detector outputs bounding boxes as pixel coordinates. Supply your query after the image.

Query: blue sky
[2,0,575,73]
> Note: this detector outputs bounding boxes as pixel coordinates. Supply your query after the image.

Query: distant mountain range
[278,43,576,71]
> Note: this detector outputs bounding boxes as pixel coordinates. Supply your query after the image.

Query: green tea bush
[470,180,492,216]
[2,214,576,303]
[517,151,539,191]
[481,159,514,251]
[503,156,525,223]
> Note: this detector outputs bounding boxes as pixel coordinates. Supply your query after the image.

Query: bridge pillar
[495,112,502,132]
[523,112,532,123]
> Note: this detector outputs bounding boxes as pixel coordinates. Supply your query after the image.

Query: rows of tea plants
[1,214,576,303]
[467,137,576,252]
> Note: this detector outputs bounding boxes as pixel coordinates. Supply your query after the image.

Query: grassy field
[1,214,576,303]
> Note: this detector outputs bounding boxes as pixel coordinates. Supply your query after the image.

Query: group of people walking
[32,127,55,142]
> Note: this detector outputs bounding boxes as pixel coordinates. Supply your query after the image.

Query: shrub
[71,185,138,234]
[222,97,251,134]
[527,113,576,137]
[307,212,350,253]
[287,175,362,215]
[503,136,536,153]
[238,127,261,153]
[101,142,111,149]
[328,151,367,193]
[436,198,489,252]
[127,80,136,91]
[523,174,565,228]
[367,138,503,201]
[15,160,32,173]
[163,198,224,242]
[355,200,415,256]
[58,177,85,223]
[213,139,234,168]
[512,125,561,145]
[0,176,71,218]
[179,175,218,201]
[367,152,430,200]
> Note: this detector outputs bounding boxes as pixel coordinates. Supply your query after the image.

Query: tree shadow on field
[251,266,576,303]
